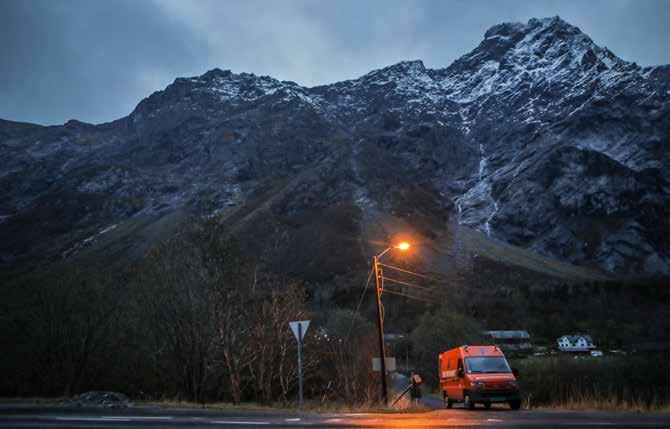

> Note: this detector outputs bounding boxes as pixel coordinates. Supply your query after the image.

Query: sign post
[289,320,310,408]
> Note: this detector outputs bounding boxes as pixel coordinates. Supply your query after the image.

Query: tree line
[0,220,383,404]
[2,216,668,404]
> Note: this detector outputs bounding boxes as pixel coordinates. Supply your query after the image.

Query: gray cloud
[0,0,208,125]
[1,0,669,125]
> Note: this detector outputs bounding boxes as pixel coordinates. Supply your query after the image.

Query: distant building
[557,335,595,352]
[484,331,532,353]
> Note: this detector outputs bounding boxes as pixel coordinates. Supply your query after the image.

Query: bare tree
[315,309,379,404]
[247,282,307,403]
[213,287,255,404]
[137,230,220,403]
[18,265,123,397]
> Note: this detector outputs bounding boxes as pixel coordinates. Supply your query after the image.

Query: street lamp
[396,242,410,251]
[372,241,410,406]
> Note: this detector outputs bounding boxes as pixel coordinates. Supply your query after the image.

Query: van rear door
[441,352,459,400]
[444,355,464,400]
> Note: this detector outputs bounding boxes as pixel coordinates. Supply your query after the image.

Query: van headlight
[507,380,518,388]
[472,381,486,389]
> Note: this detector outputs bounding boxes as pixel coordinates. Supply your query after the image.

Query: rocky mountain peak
[458,16,625,75]
[361,60,429,84]
[130,68,292,126]
[437,16,639,107]
[528,17,623,67]
[1,17,668,277]
[485,16,585,46]
[200,68,234,80]
[383,59,427,73]
[527,15,576,32]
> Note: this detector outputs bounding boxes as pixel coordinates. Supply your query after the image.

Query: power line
[345,267,373,341]
[381,276,433,290]
[383,288,436,304]
[378,263,437,280]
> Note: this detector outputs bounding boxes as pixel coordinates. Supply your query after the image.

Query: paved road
[0,405,669,428]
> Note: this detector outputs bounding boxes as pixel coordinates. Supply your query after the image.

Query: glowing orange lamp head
[395,242,410,251]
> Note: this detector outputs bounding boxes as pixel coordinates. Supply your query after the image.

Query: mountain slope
[1,16,669,279]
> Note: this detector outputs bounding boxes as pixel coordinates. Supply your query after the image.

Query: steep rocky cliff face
[1,16,669,277]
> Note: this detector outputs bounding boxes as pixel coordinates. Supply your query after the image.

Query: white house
[557,334,595,352]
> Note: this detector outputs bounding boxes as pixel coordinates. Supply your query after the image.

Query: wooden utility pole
[373,255,388,405]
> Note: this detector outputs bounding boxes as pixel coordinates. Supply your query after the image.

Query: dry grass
[136,399,426,414]
[0,397,65,404]
[533,399,670,414]
[135,400,281,411]
[532,386,670,413]
[515,355,670,413]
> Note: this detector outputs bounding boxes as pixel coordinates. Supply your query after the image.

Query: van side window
[457,359,463,375]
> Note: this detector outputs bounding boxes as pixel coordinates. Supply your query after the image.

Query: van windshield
[465,356,511,374]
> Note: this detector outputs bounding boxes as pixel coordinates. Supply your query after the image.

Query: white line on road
[106,416,174,420]
[285,418,301,421]
[56,417,131,422]
[561,424,616,426]
[210,421,270,425]
[325,418,342,422]
[555,422,662,427]
[487,418,503,422]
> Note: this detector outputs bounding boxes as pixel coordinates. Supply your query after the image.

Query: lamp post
[372,241,410,406]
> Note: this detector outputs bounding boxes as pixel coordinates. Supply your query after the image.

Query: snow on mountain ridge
[439,16,633,105]
[133,15,659,120]
[2,17,668,275]
[133,16,648,126]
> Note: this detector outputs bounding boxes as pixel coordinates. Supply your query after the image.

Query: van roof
[441,345,506,357]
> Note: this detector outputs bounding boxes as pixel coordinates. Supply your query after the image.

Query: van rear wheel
[443,392,453,409]
[464,394,474,410]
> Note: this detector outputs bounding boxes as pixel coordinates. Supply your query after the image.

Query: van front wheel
[509,400,521,410]
[464,394,474,410]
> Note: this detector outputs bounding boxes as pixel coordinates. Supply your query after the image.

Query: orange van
[438,345,521,410]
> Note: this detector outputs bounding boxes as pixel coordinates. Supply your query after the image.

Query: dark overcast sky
[1,0,669,126]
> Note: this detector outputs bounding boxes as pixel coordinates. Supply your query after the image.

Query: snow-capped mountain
[1,16,669,277]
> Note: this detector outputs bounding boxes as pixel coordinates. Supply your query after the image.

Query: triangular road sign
[289,320,310,342]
